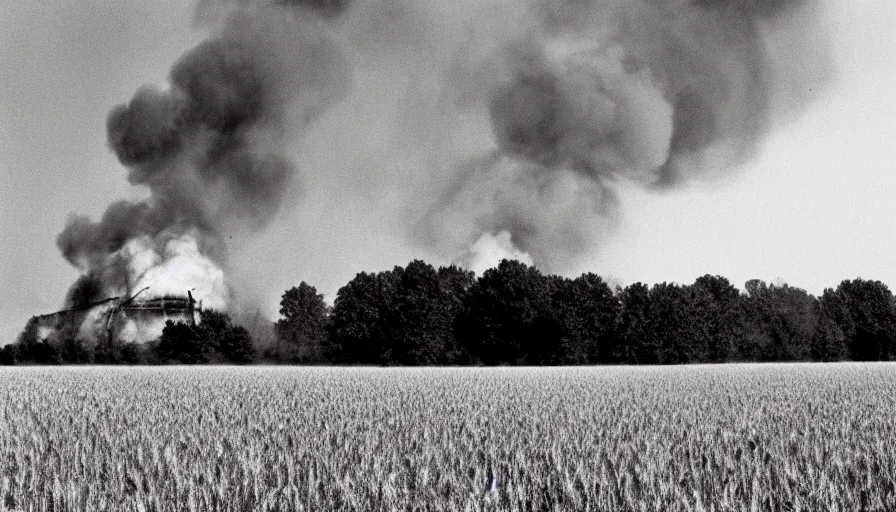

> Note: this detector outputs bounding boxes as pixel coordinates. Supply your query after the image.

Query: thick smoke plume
[57,1,348,309]
[52,0,828,331]
[415,0,828,271]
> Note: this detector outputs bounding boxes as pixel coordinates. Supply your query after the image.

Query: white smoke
[124,233,229,309]
[457,230,534,276]
[117,317,173,344]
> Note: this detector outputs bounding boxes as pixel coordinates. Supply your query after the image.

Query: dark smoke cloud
[65,274,108,308]
[57,3,348,306]
[53,0,828,317]
[59,201,164,270]
[416,0,828,272]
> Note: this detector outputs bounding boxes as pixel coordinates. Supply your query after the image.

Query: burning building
[33,289,200,348]
[47,1,348,344]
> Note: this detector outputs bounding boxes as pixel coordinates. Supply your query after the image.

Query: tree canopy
[328,261,475,365]
[7,260,896,367]
[274,282,330,363]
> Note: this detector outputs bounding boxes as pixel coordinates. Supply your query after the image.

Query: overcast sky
[1,0,894,343]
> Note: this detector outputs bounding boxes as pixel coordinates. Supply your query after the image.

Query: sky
[1,0,895,343]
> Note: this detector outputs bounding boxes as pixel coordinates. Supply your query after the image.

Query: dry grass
[1,364,895,511]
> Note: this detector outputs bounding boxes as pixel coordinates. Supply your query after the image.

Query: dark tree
[156,320,208,364]
[458,260,556,365]
[438,265,477,363]
[738,279,772,361]
[198,310,257,364]
[647,282,705,364]
[155,310,256,364]
[390,261,472,365]
[1,344,17,365]
[59,333,92,364]
[739,280,818,361]
[550,273,619,364]
[197,309,230,338]
[275,282,330,363]
[328,262,474,365]
[818,279,896,361]
[614,283,657,364]
[328,270,399,364]
[811,312,849,362]
[690,275,743,363]
[215,325,256,364]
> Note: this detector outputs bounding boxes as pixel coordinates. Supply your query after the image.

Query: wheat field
[1,364,895,511]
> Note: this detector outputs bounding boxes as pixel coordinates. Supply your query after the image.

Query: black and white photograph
[0,0,894,509]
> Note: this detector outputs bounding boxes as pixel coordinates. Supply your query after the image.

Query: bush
[157,320,208,364]
[0,345,17,365]
[155,311,256,364]
[216,325,256,364]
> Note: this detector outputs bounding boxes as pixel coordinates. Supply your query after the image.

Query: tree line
[4,259,896,365]
[4,309,257,365]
